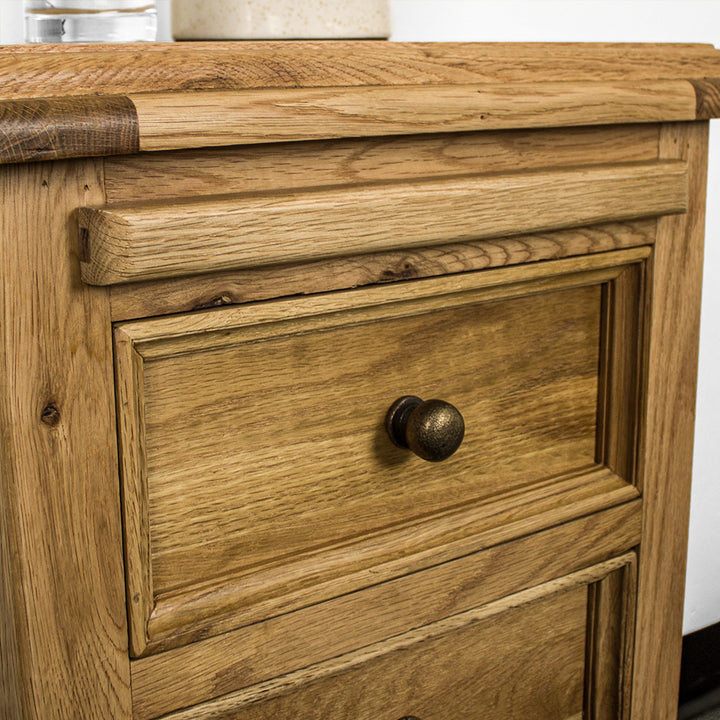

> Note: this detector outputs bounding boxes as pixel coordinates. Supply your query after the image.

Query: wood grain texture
[0,95,138,164]
[173,587,588,720]
[115,249,647,655]
[156,556,634,720]
[631,123,709,718]
[132,504,641,719]
[585,559,637,719]
[1,42,720,100]
[0,43,717,166]
[108,219,658,322]
[596,262,648,485]
[135,285,601,636]
[691,78,720,119]
[103,125,661,204]
[129,80,696,153]
[80,161,684,285]
[0,160,131,717]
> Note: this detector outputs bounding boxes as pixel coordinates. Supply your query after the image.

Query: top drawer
[115,246,647,657]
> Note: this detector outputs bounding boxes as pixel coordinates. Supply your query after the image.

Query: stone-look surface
[170,0,391,39]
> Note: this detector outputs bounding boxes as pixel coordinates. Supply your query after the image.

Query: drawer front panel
[115,249,647,655]
[147,554,636,720]
[225,585,588,720]
[131,507,640,719]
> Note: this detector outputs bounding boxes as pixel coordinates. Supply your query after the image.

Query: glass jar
[24,0,157,43]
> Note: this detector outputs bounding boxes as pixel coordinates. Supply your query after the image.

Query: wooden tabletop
[1,41,719,165]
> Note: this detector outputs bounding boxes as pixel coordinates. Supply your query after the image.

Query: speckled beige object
[171,0,391,39]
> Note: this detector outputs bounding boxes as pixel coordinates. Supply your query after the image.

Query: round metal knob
[385,395,465,462]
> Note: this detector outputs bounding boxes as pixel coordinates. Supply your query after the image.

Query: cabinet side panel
[0,435,25,717]
[0,160,131,718]
[632,121,709,718]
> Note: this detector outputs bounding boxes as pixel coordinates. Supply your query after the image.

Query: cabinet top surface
[2,41,720,96]
[1,41,720,165]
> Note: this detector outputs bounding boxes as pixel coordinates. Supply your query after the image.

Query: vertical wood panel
[631,121,709,718]
[0,160,132,718]
[585,558,637,719]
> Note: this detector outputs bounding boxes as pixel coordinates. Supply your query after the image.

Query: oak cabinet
[1,41,719,719]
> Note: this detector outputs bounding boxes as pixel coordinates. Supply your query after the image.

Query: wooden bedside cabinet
[2,42,719,720]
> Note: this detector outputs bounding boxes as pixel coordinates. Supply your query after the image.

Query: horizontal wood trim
[142,552,637,720]
[102,124,662,204]
[116,246,650,352]
[108,219,658,322]
[1,42,720,100]
[0,96,138,164]
[2,76,719,166]
[142,468,637,656]
[1,44,719,165]
[80,161,683,285]
[163,585,589,720]
[129,79,697,153]
[131,507,641,718]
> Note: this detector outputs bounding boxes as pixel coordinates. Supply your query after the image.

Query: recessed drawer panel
[139,553,637,720]
[224,584,589,720]
[115,249,647,655]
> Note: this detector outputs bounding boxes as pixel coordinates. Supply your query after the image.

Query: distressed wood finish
[1,42,716,720]
[1,43,719,164]
[0,95,139,164]
[0,160,131,717]
[115,248,647,655]
[631,122,710,718]
[132,504,641,719]
[1,42,720,97]
[157,556,635,720]
[80,161,684,285]
[129,80,696,152]
[109,220,657,322]
[690,78,720,119]
[103,124,661,203]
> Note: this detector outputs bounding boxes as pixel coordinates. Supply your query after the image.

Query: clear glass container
[24,0,157,43]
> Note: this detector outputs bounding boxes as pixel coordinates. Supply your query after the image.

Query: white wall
[1,0,718,634]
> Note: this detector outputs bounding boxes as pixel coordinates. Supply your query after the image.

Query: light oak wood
[132,503,641,719]
[181,586,588,720]
[0,160,131,717]
[109,219,657,322]
[80,161,684,285]
[157,555,635,720]
[0,42,714,719]
[1,43,719,163]
[631,122,709,717]
[115,249,646,655]
[1,43,719,100]
[103,125,661,204]
[585,558,637,720]
[129,80,696,152]
[596,262,648,485]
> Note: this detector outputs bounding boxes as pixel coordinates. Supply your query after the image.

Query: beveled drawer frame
[115,246,650,657]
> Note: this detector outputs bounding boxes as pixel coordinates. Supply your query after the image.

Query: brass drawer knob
[385,395,465,462]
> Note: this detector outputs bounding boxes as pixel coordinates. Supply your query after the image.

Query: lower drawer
[219,587,588,720]
[154,552,635,720]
